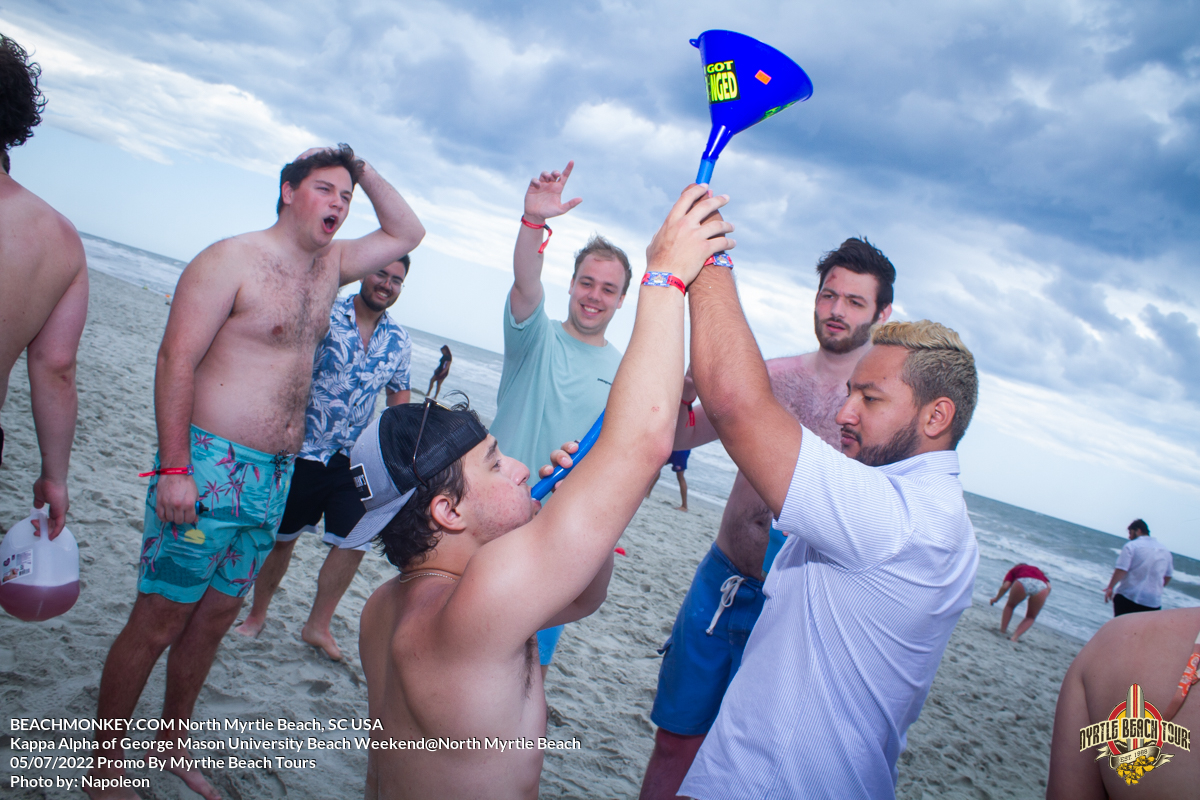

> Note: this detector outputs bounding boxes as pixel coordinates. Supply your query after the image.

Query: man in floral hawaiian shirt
[236,255,413,660]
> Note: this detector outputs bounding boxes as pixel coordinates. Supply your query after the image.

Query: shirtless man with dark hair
[640,238,897,799]
[0,34,89,541]
[86,146,424,800]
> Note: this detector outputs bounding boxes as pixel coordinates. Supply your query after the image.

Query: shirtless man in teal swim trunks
[86,145,424,800]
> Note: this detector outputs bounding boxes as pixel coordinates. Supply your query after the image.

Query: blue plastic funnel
[691,30,813,184]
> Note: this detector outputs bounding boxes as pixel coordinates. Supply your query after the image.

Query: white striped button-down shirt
[681,428,978,800]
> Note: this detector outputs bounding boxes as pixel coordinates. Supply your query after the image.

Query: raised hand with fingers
[523,161,583,225]
[645,184,736,288]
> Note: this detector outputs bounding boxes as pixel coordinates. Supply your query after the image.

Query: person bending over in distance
[989,563,1051,643]
[489,161,631,681]
[1048,607,1200,798]
[235,254,414,659]
[641,238,896,800]
[86,145,424,800]
[678,251,979,800]
[426,344,452,398]
[351,184,734,800]
[0,34,88,540]
[1104,518,1173,616]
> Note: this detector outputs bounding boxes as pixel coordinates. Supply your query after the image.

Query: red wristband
[682,400,695,427]
[641,271,686,295]
[520,216,553,254]
[138,466,194,478]
[704,253,734,268]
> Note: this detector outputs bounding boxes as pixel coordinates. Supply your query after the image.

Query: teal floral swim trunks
[140,426,295,603]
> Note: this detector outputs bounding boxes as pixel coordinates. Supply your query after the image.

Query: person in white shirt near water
[1104,518,1173,615]
[678,238,980,800]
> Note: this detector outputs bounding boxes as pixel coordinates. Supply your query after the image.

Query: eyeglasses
[411,396,450,488]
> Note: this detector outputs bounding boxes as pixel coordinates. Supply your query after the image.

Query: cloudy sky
[4,1,1198,556]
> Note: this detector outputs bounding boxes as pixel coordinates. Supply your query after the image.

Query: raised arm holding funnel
[679,254,979,797]
[353,185,734,799]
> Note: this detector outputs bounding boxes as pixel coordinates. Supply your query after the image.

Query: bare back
[1048,608,1200,799]
[168,231,340,454]
[0,175,86,409]
[714,353,848,576]
[360,577,545,800]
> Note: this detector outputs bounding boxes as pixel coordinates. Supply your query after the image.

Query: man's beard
[814,311,874,355]
[851,416,921,467]
[359,289,393,313]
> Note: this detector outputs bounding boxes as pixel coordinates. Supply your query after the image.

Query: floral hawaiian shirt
[299,295,411,464]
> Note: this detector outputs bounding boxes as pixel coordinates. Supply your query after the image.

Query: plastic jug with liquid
[0,507,80,621]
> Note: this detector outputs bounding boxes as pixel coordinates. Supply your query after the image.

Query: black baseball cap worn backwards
[339,400,488,550]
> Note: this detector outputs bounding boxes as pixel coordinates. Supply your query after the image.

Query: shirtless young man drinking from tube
[86,145,425,800]
[352,184,734,799]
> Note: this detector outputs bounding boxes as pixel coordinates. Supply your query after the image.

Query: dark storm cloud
[6,0,1200,454]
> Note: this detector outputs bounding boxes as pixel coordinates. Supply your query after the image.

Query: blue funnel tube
[530,411,605,501]
[691,31,813,184]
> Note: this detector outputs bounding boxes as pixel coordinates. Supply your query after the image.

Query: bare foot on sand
[675,505,688,513]
[233,615,266,638]
[83,768,142,799]
[302,623,343,660]
[162,745,223,800]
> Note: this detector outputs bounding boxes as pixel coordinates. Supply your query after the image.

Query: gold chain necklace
[397,569,460,584]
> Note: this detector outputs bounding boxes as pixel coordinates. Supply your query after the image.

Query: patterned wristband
[704,253,734,268]
[641,271,686,295]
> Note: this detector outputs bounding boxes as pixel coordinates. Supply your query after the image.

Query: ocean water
[81,234,1199,645]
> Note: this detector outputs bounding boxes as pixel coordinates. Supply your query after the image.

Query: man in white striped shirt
[679,259,980,799]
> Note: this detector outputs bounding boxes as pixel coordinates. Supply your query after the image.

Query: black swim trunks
[275,454,368,550]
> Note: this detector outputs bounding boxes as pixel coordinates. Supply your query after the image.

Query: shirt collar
[875,448,960,478]
[337,294,395,338]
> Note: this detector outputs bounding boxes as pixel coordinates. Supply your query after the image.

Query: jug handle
[30,506,50,537]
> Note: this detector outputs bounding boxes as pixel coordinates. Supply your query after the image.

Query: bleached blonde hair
[871,320,978,446]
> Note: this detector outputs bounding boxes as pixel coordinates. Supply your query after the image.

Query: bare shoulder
[179,233,274,289]
[0,180,84,262]
[765,351,846,441]
[764,353,823,405]
[766,353,818,384]
[362,577,402,633]
[188,232,264,268]
[1083,608,1200,663]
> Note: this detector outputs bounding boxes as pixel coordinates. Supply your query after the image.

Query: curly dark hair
[377,458,468,571]
[275,143,364,214]
[0,35,47,173]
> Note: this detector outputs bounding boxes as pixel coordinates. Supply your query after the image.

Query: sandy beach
[1,269,1079,799]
